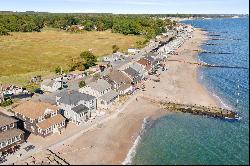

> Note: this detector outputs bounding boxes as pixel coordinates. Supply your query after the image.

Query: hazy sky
[0,0,249,14]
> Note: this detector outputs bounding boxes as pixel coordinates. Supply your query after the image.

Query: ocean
[131,18,249,165]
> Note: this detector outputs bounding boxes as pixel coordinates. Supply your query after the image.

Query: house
[12,101,66,138]
[130,62,148,79]
[41,77,66,92]
[79,79,112,98]
[123,67,143,84]
[98,90,119,109]
[104,69,133,95]
[0,113,25,154]
[117,83,133,95]
[137,58,153,72]
[56,90,97,125]
[102,52,124,62]
[128,48,140,54]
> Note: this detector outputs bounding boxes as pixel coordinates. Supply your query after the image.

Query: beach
[15,28,220,165]
[52,28,218,164]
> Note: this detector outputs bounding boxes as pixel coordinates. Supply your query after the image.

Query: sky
[0,0,249,14]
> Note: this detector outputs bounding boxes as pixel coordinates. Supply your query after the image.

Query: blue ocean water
[132,18,249,165]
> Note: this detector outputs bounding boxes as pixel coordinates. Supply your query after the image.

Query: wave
[122,117,151,165]
[211,92,232,110]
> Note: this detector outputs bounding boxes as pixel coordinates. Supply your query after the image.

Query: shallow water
[132,18,249,165]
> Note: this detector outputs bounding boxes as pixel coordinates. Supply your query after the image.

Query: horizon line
[0,10,248,15]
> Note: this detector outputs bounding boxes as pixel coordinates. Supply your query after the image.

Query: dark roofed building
[0,113,25,154]
[56,90,97,126]
[57,90,96,106]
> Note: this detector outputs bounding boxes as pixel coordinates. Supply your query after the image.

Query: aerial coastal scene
[0,0,249,165]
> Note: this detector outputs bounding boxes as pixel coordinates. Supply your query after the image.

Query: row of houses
[0,23,194,156]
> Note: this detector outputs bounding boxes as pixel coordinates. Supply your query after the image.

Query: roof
[137,58,150,66]
[37,114,65,130]
[144,55,156,63]
[118,84,132,91]
[99,90,119,102]
[57,90,96,105]
[107,69,132,84]
[72,104,89,114]
[87,79,111,93]
[0,114,18,127]
[130,62,145,74]
[0,128,24,142]
[12,101,59,119]
[124,67,140,78]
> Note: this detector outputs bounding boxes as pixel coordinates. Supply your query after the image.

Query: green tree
[79,80,86,88]
[0,25,9,35]
[55,66,62,74]
[80,51,97,69]
[84,20,94,31]
[112,45,119,53]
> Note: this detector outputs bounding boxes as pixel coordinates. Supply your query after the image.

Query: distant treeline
[0,13,176,38]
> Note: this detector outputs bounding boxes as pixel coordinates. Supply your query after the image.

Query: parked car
[24,145,35,152]
[34,89,44,94]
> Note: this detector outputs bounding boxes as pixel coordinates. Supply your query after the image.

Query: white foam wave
[212,92,232,110]
[122,117,148,165]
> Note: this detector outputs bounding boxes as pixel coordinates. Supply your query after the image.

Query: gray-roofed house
[0,113,25,154]
[104,69,133,95]
[130,62,148,79]
[99,90,119,109]
[123,67,143,84]
[79,79,112,98]
[56,90,97,125]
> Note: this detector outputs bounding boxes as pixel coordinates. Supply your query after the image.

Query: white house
[79,79,112,98]
[41,77,65,92]
[128,48,140,54]
[98,90,119,109]
[56,90,97,126]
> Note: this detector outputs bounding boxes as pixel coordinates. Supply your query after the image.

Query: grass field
[0,29,144,85]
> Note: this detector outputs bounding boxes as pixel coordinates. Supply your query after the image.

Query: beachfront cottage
[0,114,25,155]
[130,62,149,79]
[79,79,112,98]
[12,101,66,138]
[103,69,133,95]
[56,90,97,125]
[123,67,143,85]
[98,90,119,109]
[137,58,153,73]
[41,77,66,92]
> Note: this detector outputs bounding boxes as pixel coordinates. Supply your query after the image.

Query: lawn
[0,29,144,85]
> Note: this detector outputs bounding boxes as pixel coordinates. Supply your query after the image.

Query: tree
[80,51,97,69]
[79,80,86,88]
[0,25,9,35]
[54,66,62,74]
[84,20,94,31]
[112,45,119,53]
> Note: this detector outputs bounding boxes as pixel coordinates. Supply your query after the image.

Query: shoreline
[14,27,223,165]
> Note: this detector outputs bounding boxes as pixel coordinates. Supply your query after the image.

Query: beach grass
[0,28,144,86]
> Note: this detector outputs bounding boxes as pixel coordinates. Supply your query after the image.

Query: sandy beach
[52,28,219,165]
[15,28,220,165]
